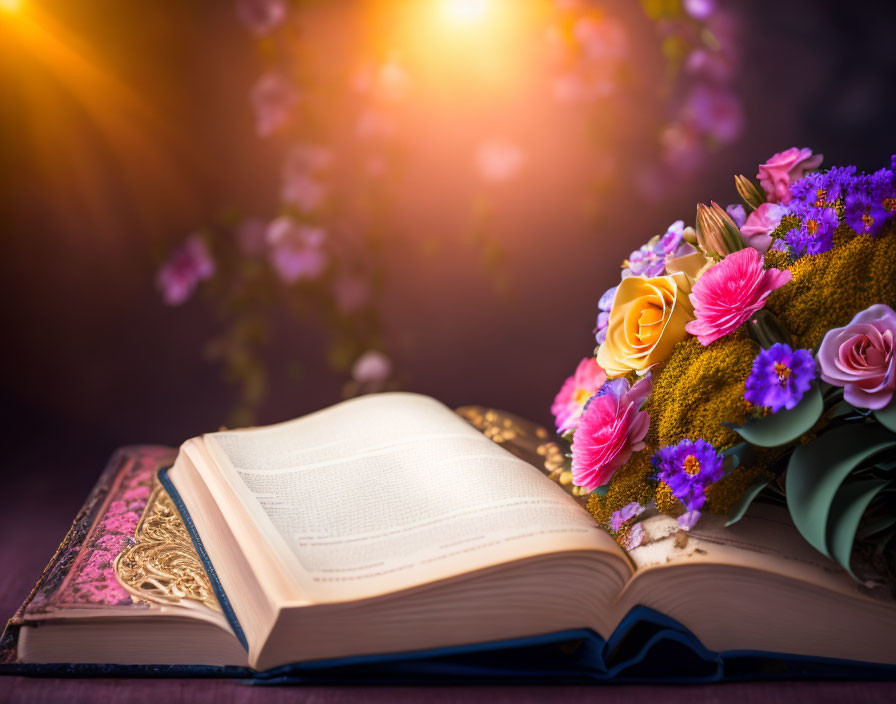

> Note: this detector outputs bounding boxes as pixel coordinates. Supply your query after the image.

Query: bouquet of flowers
[553,148,896,581]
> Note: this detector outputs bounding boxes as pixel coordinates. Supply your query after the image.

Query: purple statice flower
[653,439,724,523]
[770,239,790,253]
[869,168,896,216]
[235,0,287,36]
[609,502,645,532]
[788,165,858,212]
[594,285,617,344]
[726,204,746,228]
[657,220,686,256]
[744,343,816,413]
[624,243,665,278]
[784,206,838,257]
[251,72,297,137]
[622,522,645,550]
[844,190,888,236]
[622,221,686,280]
[266,217,327,284]
[156,234,215,306]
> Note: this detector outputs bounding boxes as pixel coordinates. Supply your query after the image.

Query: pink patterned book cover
[1,445,178,661]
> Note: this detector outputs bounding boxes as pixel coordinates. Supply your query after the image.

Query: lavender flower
[609,502,645,532]
[726,204,746,228]
[653,439,724,522]
[624,244,666,278]
[657,220,686,257]
[744,344,816,413]
[622,522,645,550]
[594,285,617,344]
[784,206,838,257]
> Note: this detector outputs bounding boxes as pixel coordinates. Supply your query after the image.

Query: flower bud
[735,174,765,211]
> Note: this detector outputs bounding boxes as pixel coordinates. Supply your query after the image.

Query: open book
[6,393,896,679]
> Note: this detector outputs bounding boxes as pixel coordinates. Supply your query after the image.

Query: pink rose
[686,248,791,346]
[551,357,607,434]
[740,203,786,255]
[756,147,823,204]
[571,376,651,491]
[818,304,896,410]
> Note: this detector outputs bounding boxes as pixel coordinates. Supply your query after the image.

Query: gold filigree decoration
[456,406,586,498]
[114,482,221,612]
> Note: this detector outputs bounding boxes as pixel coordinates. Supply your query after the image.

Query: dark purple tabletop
[2,437,896,703]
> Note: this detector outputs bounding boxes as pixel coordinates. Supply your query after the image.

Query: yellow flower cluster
[589,223,896,527]
[768,225,896,350]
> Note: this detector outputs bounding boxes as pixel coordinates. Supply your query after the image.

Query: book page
[627,503,889,602]
[203,393,622,603]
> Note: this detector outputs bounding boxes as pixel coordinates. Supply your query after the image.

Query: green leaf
[826,479,890,575]
[726,478,770,526]
[874,402,896,434]
[733,384,823,447]
[785,424,896,557]
[829,401,855,419]
[593,484,609,497]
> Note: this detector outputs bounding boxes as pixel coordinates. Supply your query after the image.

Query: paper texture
[205,393,614,601]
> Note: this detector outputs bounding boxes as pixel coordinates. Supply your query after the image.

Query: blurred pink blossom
[352,59,409,101]
[266,217,327,284]
[235,0,287,36]
[683,0,715,20]
[573,16,627,62]
[281,144,331,212]
[476,139,525,183]
[685,85,743,143]
[251,72,297,137]
[352,350,392,384]
[156,235,215,306]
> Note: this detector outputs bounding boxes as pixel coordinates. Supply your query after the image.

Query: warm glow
[0,0,23,13]
[367,0,542,103]
[441,0,489,24]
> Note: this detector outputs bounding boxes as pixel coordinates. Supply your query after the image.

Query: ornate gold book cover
[0,407,564,664]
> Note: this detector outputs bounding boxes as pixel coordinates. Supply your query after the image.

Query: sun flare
[440,0,489,24]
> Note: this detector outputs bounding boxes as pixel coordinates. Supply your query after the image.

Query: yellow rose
[597,272,695,378]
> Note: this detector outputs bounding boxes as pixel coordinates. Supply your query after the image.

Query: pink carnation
[685,248,791,346]
[757,147,823,204]
[571,376,651,492]
[551,357,607,434]
[740,203,785,255]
